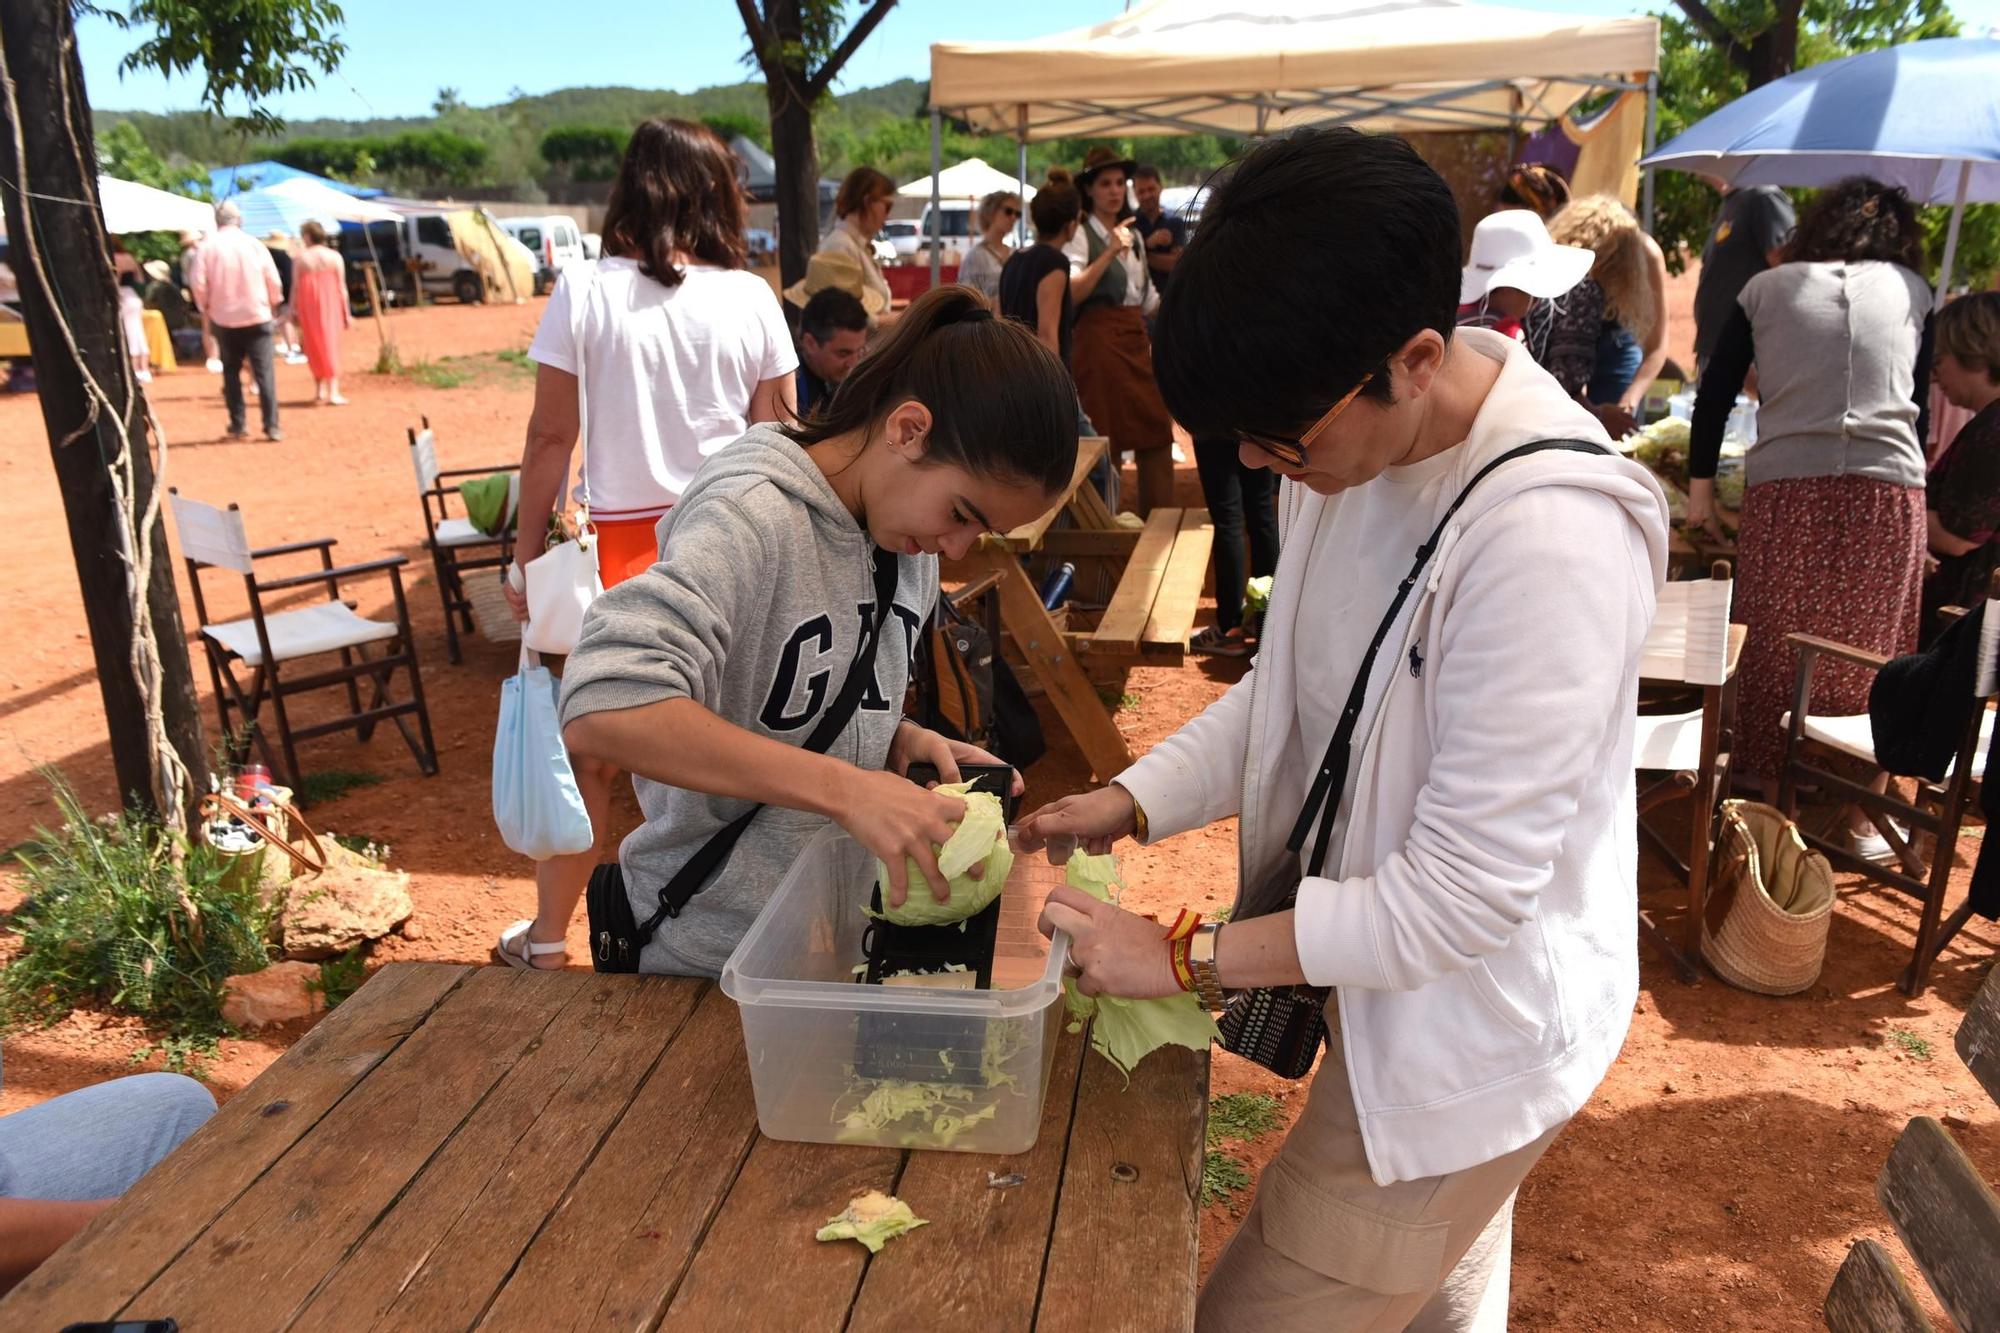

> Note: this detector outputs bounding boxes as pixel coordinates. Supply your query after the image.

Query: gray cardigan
[1692,260,1933,489]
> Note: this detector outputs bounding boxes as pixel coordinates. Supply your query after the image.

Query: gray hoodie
[559,424,939,976]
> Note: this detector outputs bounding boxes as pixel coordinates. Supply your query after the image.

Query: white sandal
[495,919,567,970]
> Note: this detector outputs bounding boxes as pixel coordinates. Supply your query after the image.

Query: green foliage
[701,111,770,150]
[308,948,367,1009]
[1886,1026,1933,1060]
[130,1031,220,1077]
[375,128,490,187]
[1201,1149,1251,1205]
[0,776,275,1041]
[1925,204,2000,292]
[1207,1092,1283,1145]
[273,134,377,179]
[291,768,383,807]
[89,0,348,135]
[539,124,628,185]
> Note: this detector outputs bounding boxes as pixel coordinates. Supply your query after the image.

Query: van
[499,215,587,296]
[336,211,537,306]
[915,201,1019,263]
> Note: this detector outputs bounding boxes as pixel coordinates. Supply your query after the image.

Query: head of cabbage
[868,782,1014,927]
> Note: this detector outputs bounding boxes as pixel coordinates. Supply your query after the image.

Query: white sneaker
[1847,820,1909,865]
[205,357,223,373]
[285,352,307,365]
[135,369,153,383]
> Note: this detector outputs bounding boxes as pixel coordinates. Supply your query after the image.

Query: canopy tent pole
[930,110,943,289]
[1641,71,1659,234]
[1018,104,1030,248]
[1938,160,1971,306]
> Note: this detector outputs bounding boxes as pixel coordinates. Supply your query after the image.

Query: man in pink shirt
[190,201,284,441]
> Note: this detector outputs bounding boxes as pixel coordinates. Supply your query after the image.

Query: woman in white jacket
[1020,129,1668,1331]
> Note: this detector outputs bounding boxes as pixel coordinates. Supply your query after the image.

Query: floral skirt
[1732,474,1925,781]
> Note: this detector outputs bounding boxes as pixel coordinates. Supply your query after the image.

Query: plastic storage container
[720,825,1070,1155]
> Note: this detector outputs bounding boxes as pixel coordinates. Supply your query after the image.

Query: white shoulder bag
[519,262,604,655]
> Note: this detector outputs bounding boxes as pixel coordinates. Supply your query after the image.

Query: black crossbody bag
[1217,439,1610,1077]
[588,553,902,973]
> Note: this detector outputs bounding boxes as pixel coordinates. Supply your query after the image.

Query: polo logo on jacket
[760,600,925,732]
[1408,642,1425,678]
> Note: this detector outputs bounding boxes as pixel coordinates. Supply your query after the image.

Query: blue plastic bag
[492,646,593,860]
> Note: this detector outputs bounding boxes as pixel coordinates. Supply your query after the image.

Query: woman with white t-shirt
[498,117,798,970]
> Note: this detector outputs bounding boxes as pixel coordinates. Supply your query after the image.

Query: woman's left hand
[888,722,1025,797]
[1037,884,1182,999]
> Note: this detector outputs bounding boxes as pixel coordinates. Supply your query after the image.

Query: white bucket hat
[1459,210,1596,306]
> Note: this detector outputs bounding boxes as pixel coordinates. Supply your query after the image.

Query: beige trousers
[1197,1023,1564,1333]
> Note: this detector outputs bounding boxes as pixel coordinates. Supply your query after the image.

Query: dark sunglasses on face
[1238,372,1375,469]
[1000,206,1020,218]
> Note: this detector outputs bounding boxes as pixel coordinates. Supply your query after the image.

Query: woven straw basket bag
[1698,800,1836,995]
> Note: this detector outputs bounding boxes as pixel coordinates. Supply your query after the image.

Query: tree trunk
[767,77,821,292]
[1745,0,1802,88]
[0,1,210,823]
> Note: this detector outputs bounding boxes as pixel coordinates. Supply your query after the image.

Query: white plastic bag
[492,645,593,860]
[518,533,601,656]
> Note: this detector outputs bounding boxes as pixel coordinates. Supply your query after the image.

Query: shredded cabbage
[815,1190,928,1252]
[869,782,1013,926]
[1060,851,1220,1081]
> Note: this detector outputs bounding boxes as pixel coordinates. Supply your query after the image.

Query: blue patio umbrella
[1641,36,2000,297]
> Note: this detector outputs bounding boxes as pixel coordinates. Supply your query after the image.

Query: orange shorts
[593,514,667,589]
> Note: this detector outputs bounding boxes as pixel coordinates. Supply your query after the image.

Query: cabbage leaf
[815,1190,929,1253]
[1060,851,1220,1081]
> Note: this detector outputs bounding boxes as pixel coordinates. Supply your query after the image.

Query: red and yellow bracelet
[1164,909,1201,993]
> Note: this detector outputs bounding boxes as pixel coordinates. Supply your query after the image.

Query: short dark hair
[1133,163,1162,184]
[1938,291,2000,385]
[801,287,869,343]
[1787,176,1926,274]
[1498,163,1570,219]
[1152,127,1461,441]
[785,285,1078,495]
[836,166,895,221]
[603,118,747,290]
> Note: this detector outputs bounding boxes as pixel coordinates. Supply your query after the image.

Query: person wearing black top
[794,287,870,419]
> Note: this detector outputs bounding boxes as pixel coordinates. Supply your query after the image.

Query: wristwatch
[1187,923,1225,1010]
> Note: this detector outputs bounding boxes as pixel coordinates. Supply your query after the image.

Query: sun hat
[1459,210,1596,306]
[142,259,172,283]
[263,229,293,246]
[784,250,888,316]
[1076,146,1138,190]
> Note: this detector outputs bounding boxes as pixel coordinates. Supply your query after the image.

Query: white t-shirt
[1062,215,1155,314]
[528,258,798,521]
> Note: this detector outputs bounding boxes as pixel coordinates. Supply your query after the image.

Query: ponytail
[786,285,1079,495]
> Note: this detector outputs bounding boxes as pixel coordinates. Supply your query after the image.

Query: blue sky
[78,0,2000,122]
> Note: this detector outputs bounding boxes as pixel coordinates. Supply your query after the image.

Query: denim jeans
[0,1071,215,1200]
[215,319,278,435]
[1192,438,1279,632]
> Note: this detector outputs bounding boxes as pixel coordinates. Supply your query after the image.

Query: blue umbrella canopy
[1642,37,2000,292]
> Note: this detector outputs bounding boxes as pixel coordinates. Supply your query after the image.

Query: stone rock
[281,859,414,959]
[223,961,325,1030]
[400,918,424,941]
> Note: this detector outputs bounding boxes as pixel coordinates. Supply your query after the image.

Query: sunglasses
[1238,372,1375,469]
[1000,206,1020,218]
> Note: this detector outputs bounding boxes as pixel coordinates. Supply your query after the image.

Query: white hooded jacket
[1118,329,1670,1185]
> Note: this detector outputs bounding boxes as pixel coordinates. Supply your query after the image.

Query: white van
[916,200,1020,264]
[499,215,587,295]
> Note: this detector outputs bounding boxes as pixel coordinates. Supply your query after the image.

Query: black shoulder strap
[1287,439,1612,879]
[637,551,903,935]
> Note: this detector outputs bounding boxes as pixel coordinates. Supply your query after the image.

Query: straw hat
[1076,146,1138,190]
[142,259,172,283]
[784,250,888,315]
[1459,210,1595,306]
[263,229,293,247]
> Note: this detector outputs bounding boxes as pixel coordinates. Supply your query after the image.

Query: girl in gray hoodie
[556,286,1081,977]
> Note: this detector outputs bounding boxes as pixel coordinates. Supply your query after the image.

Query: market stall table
[0,963,1210,1333]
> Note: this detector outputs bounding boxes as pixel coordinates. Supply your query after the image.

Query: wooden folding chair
[1776,570,2000,997]
[1634,562,1744,982]
[410,416,518,663]
[170,490,439,789]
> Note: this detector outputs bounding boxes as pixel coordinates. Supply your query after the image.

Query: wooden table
[0,963,1210,1332]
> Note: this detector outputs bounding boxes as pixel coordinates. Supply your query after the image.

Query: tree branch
[1672,0,1747,61]
[806,0,898,101]
[734,0,773,72]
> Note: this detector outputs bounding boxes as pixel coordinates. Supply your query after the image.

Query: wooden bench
[1823,965,2000,1330]
[1078,508,1215,665]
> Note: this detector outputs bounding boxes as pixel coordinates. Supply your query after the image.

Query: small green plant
[0,774,276,1044]
[1211,904,1233,924]
[495,347,536,375]
[130,1032,221,1078]
[1208,1092,1282,1146]
[309,948,368,1009]
[1201,1149,1251,1206]
[293,769,384,807]
[373,341,403,376]
[1094,684,1143,712]
[404,356,469,389]
[1887,1027,1933,1061]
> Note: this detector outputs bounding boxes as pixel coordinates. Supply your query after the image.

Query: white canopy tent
[897,158,1038,202]
[97,175,216,236]
[925,0,1661,274]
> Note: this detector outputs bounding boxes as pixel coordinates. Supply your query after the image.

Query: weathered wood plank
[288,973,705,1331]
[1090,510,1181,654]
[1143,510,1215,649]
[1955,963,2000,1108]
[1877,1115,2000,1333]
[476,985,760,1332]
[657,1135,904,1332]
[0,962,471,1332]
[1037,1040,1209,1332]
[1037,528,1143,561]
[1824,1239,1935,1333]
[1001,439,1109,553]
[847,1022,1089,1333]
[983,549,1132,780]
[120,966,586,1329]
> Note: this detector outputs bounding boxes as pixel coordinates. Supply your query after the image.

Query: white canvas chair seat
[1784,709,1993,780]
[203,602,400,668]
[1634,709,1707,773]
[434,516,498,548]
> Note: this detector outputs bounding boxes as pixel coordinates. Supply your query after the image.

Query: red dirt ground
[2,291,1996,1331]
